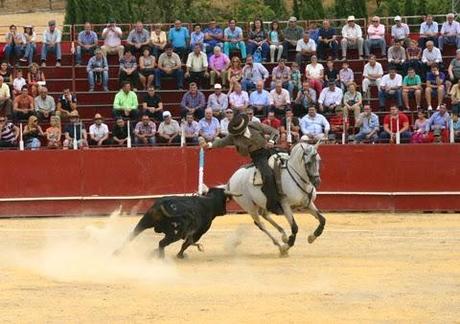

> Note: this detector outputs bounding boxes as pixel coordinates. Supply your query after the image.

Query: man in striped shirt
[0,116,18,147]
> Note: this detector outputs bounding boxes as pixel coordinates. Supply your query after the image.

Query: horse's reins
[285,151,316,202]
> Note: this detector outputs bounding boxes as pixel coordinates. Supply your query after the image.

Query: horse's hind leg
[306,202,326,244]
[259,208,289,243]
[251,213,287,256]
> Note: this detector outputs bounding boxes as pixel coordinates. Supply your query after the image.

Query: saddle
[247,153,289,194]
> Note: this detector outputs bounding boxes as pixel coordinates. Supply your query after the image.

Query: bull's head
[206,187,228,216]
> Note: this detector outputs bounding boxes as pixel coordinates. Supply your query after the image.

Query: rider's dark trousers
[250,148,281,210]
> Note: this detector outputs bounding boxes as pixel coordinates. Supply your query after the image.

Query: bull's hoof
[194,243,204,252]
[308,234,317,244]
[150,248,165,259]
[279,244,290,258]
[176,253,187,259]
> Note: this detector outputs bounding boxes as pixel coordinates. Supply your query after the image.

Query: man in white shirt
[419,15,439,49]
[269,81,291,117]
[300,106,330,142]
[439,13,460,52]
[391,16,410,46]
[89,113,110,146]
[229,83,249,113]
[341,16,364,60]
[207,83,228,119]
[158,111,181,144]
[219,108,233,136]
[378,68,403,109]
[185,44,209,88]
[295,32,317,66]
[41,20,62,67]
[318,81,343,113]
[422,41,443,73]
[362,55,383,97]
[101,18,125,59]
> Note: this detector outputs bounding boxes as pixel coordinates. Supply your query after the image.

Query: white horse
[226,142,326,256]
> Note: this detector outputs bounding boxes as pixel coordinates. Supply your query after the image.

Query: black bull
[114,188,227,258]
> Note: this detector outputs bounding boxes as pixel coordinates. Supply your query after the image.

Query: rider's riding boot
[267,200,284,215]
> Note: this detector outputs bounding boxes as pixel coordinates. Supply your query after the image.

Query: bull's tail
[113,213,157,256]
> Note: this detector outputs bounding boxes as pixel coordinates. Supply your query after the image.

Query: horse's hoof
[308,234,317,244]
[279,244,290,257]
[281,233,289,243]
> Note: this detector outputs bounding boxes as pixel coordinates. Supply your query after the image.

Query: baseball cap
[48,20,56,26]
[163,111,171,118]
[394,16,402,21]
[214,83,222,89]
[288,16,297,22]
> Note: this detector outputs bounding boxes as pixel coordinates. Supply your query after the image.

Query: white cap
[288,16,297,22]
[214,83,222,89]
[163,111,171,118]
[347,16,355,21]
[394,15,401,21]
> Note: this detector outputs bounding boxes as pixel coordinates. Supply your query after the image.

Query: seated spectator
[411,111,429,143]
[75,22,98,65]
[318,81,343,113]
[155,44,184,90]
[268,20,284,63]
[354,104,380,143]
[56,88,77,120]
[126,21,150,55]
[13,70,26,96]
[0,115,18,147]
[113,82,139,120]
[402,67,422,110]
[181,82,206,119]
[317,19,338,60]
[339,61,354,91]
[227,56,243,92]
[241,55,269,92]
[290,62,302,93]
[391,16,410,47]
[101,18,125,60]
[20,25,36,64]
[158,111,181,144]
[283,16,304,60]
[112,117,130,146]
[27,63,45,97]
[448,49,460,89]
[41,20,62,67]
[425,64,446,111]
[4,24,25,64]
[139,48,156,90]
[119,50,139,90]
[379,105,411,143]
[23,115,43,150]
[387,41,406,72]
[378,68,403,110]
[209,46,230,87]
[404,40,423,76]
[142,86,163,121]
[220,108,233,136]
[87,48,109,92]
[439,13,460,52]
[185,44,209,88]
[271,59,293,96]
[300,106,330,142]
[262,110,281,129]
[294,81,317,117]
[0,76,12,118]
[418,15,439,49]
[280,108,300,144]
[45,115,61,148]
[150,24,167,59]
[343,82,362,120]
[328,107,348,143]
[228,83,249,113]
[307,22,319,43]
[249,80,272,117]
[199,108,220,142]
[13,85,34,121]
[295,32,316,66]
[134,114,156,146]
[341,16,364,60]
[324,59,339,85]
[365,16,386,57]
[305,55,324,96]
[207,83,228,119]
[362,55,383,99]
[168,20,190,62]
[450,78,460,115]
[181,112,200,144]
[0,62,12,84]
[34,87,55,120]
[190,24,205,51]
[270,80,291,117]
[63,110,88,149]
[204,19,224,55]
[247,18,269,62]
[89,113,110,146]
[424,104,451,143]
[421,41,442,74]
[223,19,247,60]
[246,107,261,123]
[452,113,460,142]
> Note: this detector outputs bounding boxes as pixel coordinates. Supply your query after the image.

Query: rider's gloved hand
[198,137,208,148]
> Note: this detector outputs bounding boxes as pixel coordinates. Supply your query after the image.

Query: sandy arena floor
[0,212,459,323]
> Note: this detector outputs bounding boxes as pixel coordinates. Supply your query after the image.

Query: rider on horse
[199,113,283,215]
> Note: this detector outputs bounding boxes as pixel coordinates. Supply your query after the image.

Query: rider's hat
[228,113,249,135]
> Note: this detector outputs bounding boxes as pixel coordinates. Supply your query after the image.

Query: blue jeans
[88,70,109,89]
[241,78,256,92]
[155,69,184,89]
[76,46,95,64]
[223,41,247,59]
[354,130,378,143]
[24,43,35,63]
[379,131,411,143]
[438,35,460,51]
[41,43,62,62]
[4,44,24,61]
[25,137,41,150]
[378,89,402,108]
[246,42,269,61]
[364,38,386,56]
[134,136,156,145]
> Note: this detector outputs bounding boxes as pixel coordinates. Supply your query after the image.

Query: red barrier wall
[1,145,460,217]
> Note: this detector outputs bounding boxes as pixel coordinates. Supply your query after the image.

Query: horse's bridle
[285,145,319,200]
